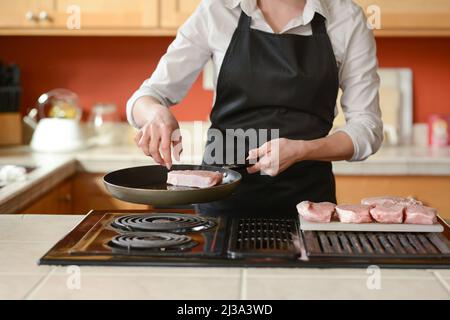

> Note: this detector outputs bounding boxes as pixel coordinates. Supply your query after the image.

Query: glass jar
[88,103,120,146]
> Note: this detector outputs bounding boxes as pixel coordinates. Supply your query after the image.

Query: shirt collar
[224,0,329,24]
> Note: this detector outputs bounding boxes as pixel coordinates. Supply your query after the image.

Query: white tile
[30,273,242,300]
[433,270,450,294]
[0,215,23,233]
[0,242,53,274]
[0,275,45,300]
[246,268,435,279]
[244,276,450,300]
[433,269,450,278]
[52,266,242,277]
[0,215,83,242]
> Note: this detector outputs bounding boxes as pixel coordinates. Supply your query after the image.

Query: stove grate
[228,218,300,259]
[303,231,450,258]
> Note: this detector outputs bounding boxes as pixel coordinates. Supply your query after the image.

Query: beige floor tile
[433,269,450,278]
[244,276,450,300]
[29,273,242,300]
[0,275,46,300]
[0,242,53,274]
[0,215,23,237]
[246,268,435,279]
[0,215,83,242]
[52,266,243,277]
[433,271,450,293]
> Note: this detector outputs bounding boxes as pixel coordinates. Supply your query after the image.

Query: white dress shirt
[127,0,383,161]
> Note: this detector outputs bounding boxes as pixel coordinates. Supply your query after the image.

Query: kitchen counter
[1,143,450,213]
[1,214,449,300]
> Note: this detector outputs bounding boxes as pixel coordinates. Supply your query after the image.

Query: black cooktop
[39,209,450,268]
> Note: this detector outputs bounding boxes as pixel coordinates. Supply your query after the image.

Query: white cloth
[127,0,383,161]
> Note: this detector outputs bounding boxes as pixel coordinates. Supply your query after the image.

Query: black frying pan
[103,164,244,206]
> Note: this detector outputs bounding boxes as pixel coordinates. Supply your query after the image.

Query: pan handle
[222,163,252,170]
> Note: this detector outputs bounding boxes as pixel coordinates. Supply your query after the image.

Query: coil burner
[108,233,197,252]
[111,213,216,233]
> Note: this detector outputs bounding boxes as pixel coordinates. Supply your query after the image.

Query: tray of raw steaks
[297,196,444,233]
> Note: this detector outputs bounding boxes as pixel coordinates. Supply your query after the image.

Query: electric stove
[39,209,450,268]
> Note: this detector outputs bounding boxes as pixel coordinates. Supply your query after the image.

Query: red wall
[376,38,450,122]
[0,36,449,122]
[0,36,213,121]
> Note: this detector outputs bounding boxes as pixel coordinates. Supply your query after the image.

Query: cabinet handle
[25,11,38,22]
[59,194,72,203]
[38,11,52,22]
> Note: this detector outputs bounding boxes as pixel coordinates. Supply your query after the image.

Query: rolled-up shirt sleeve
[126,2,212,128]
[335,5,383,161]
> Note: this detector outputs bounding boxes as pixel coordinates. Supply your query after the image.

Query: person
[126,0,383,214]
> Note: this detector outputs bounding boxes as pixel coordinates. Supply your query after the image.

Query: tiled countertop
[1,144,450,213]
[0,214,449,300]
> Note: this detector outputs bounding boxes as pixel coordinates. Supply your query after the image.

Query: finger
[247,142,272,160]
[260,154,279,177]
[160,128,173,170]
[149,128,164,165]
[247,161,262,174]
[171,129,183,162]
[134,130,143,146]
[138,129,150,156]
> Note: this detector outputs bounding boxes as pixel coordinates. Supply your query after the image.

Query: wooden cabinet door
[21,179,73,214]
[72,173,150,214]
[0,0,53,28]
[52,0,158,29]
[160,0,201,29]
[355,0,450,35]
[336,176,450,219]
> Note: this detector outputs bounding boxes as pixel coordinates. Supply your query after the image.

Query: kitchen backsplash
[0,36,449,123]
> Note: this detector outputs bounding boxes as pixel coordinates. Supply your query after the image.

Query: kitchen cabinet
[355,0,450,36]
[0,0,53,28]
[336,175,450,219]
[52,0,158,30]
[20,173,150,214]
[0,0,165,36]
[160,0,200,29]
[21,178,73,214]
[1,0,449,36]
[71,173,150,214]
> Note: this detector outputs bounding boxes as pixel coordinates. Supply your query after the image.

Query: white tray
[299,216,444,233]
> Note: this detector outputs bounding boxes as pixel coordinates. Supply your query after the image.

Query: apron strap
[237,10,252,31]
[311,13,327,35]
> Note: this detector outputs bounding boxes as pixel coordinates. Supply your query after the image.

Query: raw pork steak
[404,205,438,225]
[369,204,404,224]
[167,170,223,188]
[297,201,336,223]
[361,196,422,207]
[335,205,373,223]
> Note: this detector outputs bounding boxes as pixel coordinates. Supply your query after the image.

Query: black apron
[197,10,339,216]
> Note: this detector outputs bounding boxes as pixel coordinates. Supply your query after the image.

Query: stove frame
[39,209,450,269]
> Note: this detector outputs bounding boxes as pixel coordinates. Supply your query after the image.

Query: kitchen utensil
[28,89,87,152]
[104,164,242,206]
[31,118,88,152]
[88,103,120,146]
[299,216,444,233]
[0,62,21,113]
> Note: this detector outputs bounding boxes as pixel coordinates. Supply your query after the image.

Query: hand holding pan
[103,164,243,206]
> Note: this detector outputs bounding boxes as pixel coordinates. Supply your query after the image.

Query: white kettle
[26,89,88,153]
